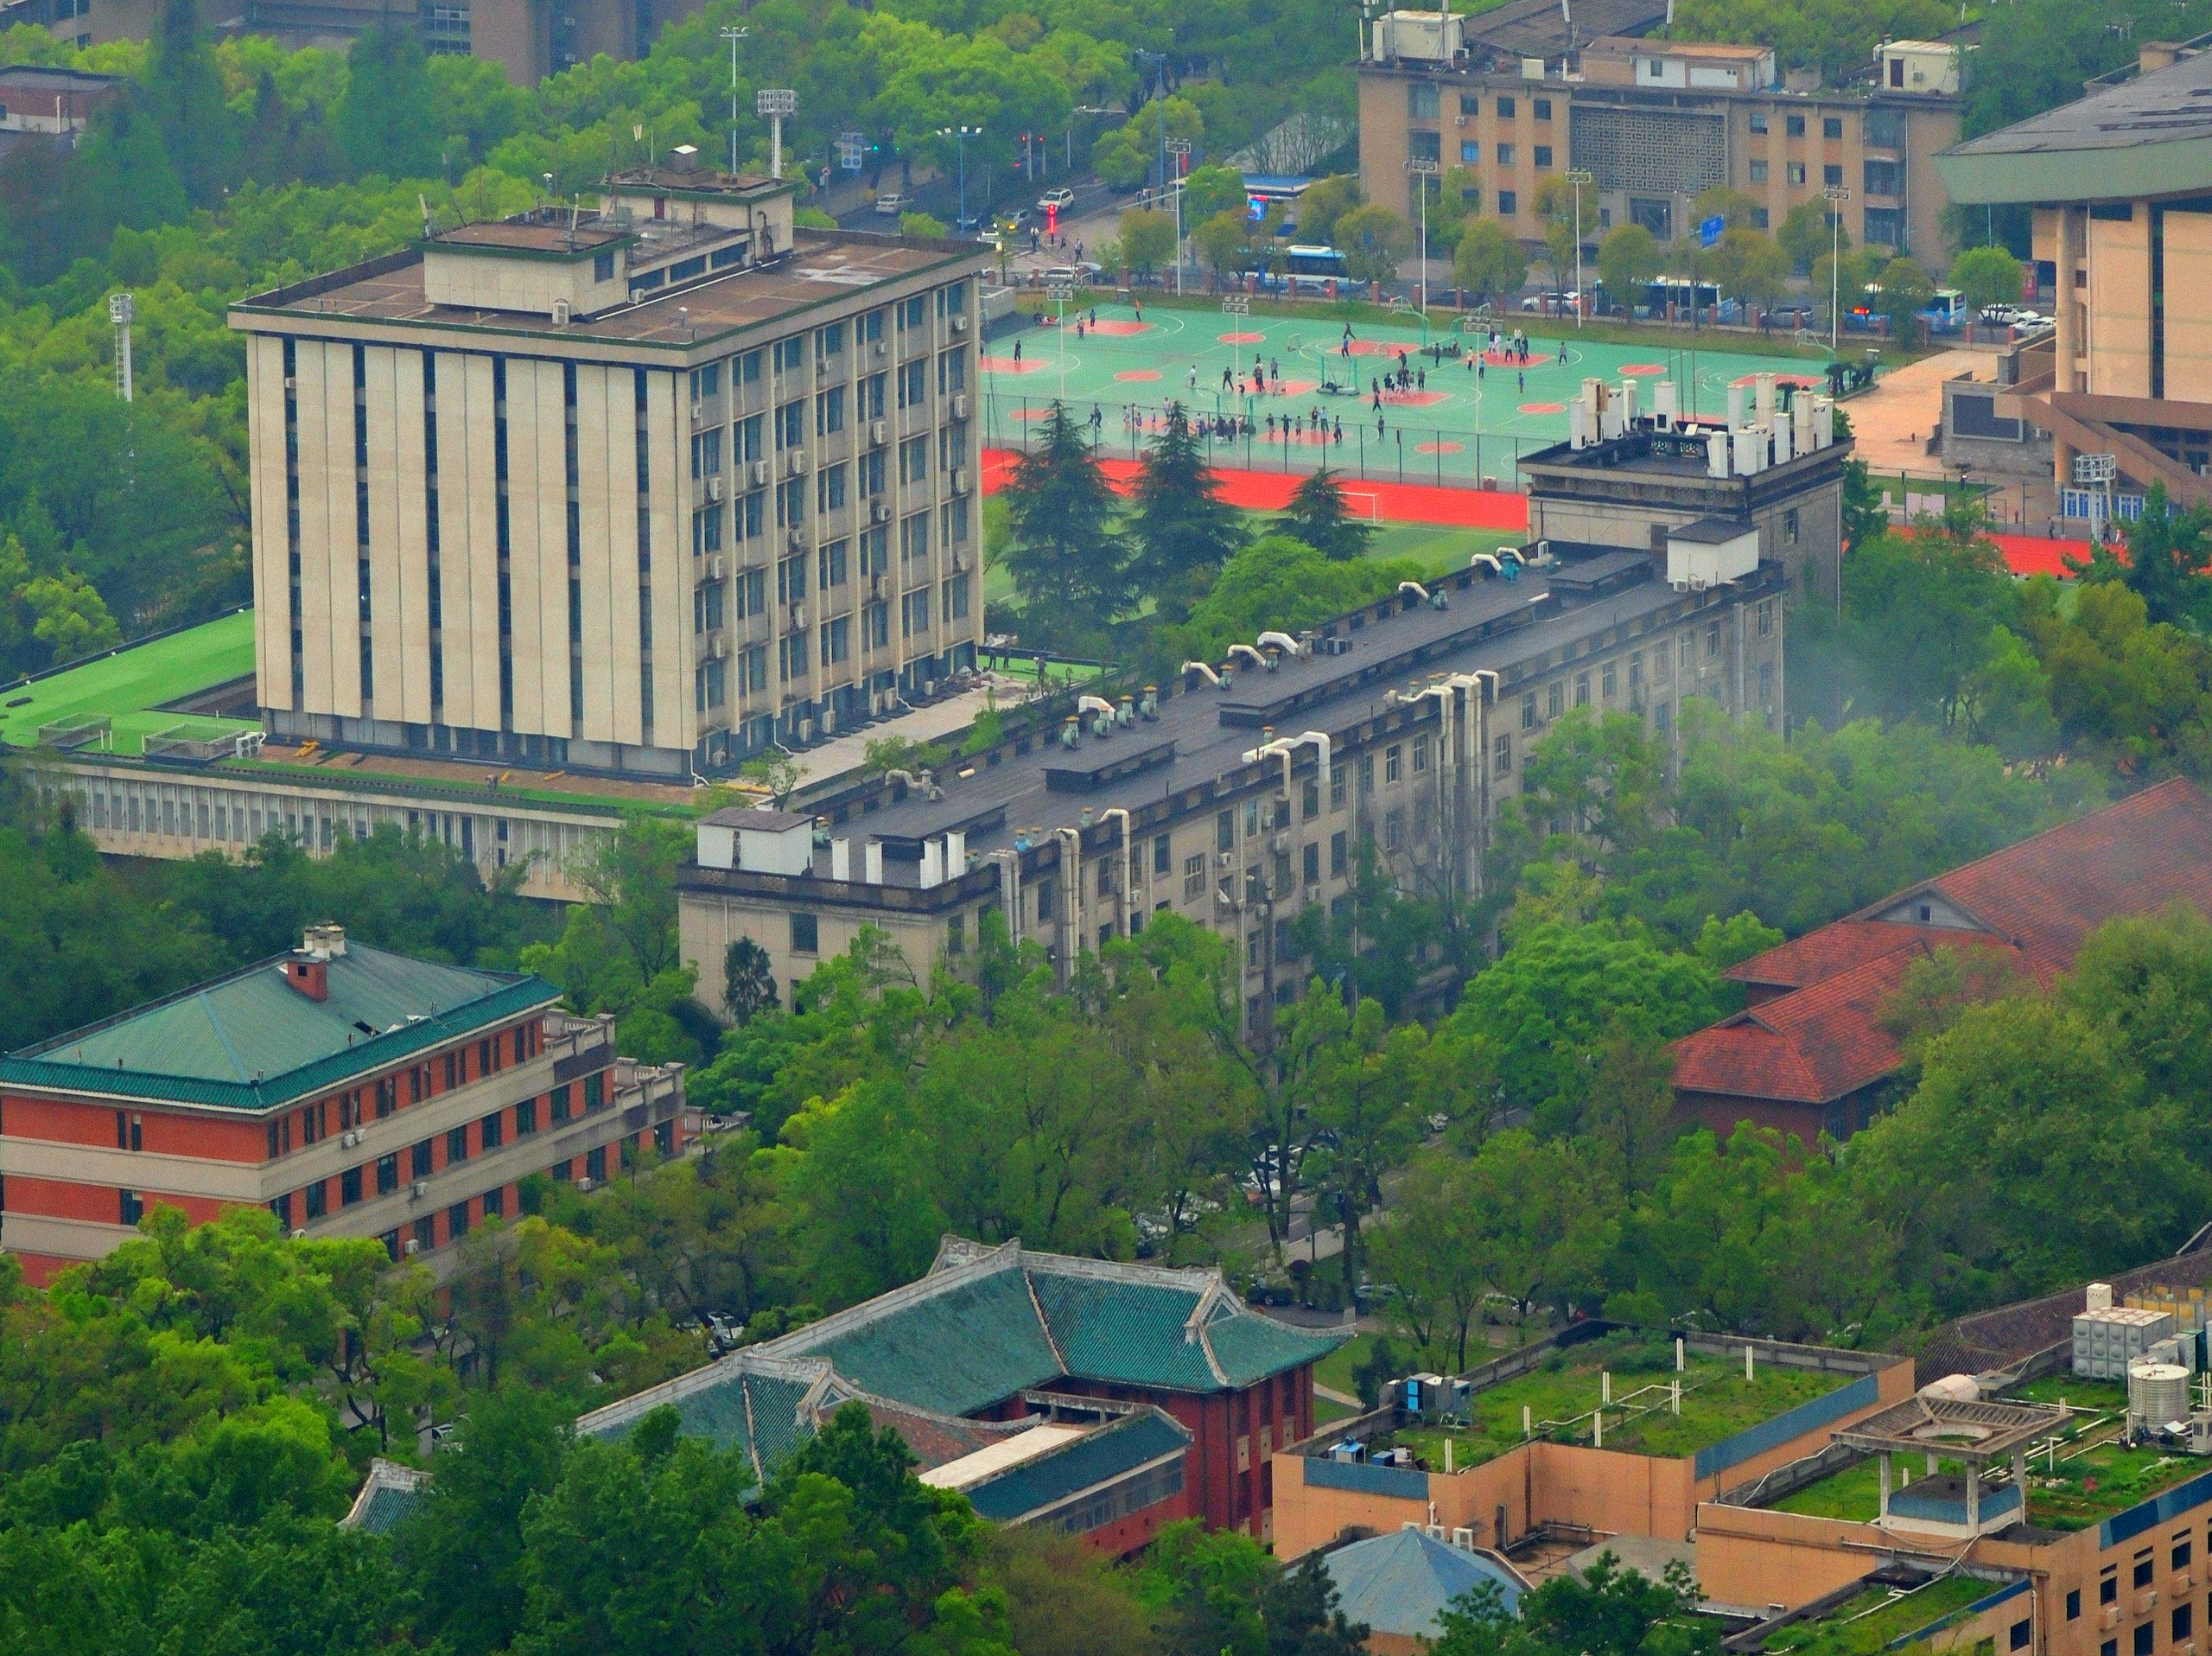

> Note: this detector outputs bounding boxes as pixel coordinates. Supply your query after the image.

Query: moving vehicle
[1037,187,1076,213]
[1281,244,1349,278]
[873,192,909,216]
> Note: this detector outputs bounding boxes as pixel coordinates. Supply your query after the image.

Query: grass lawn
[1376,1331,1849,1472]
[0,610,257,758]
[1761,1576,1994,1656]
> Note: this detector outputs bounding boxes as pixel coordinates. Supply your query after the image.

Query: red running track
[981,449,2099,574]
[979,449,1530,529]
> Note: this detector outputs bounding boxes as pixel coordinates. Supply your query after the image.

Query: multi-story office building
[0,924,685,1283]
[229,156,988,779]
[1937,40,2212,516]
[679,381,1841,1022]
[1359,26,1961,264]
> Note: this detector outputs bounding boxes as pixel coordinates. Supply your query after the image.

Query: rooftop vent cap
[302,922,347,959]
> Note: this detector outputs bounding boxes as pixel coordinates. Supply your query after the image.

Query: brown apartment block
[1359,17,1960,270]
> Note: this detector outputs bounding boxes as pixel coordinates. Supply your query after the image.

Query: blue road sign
[1700,214,1726,248]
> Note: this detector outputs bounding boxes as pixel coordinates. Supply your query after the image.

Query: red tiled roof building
[1670,779,2212,1143]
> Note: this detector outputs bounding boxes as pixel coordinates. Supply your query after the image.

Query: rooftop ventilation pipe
[1241,730,1332,794]
[1226,643,1267,671]
[1101,806,1133,934]
[1397,581,1432,604]
[1471,552,1503,576]
[1181,659,1222,688]
[1257,630,1303,657]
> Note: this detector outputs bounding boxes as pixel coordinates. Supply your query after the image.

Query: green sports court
[980,300,1834,486]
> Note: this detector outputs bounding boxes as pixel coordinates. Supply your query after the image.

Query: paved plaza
[981,301,1836,488]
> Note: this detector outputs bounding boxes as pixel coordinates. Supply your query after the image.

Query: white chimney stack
[864,841,885,884]
[919,841,944,889]
[1655,381,1677,428]
[1726,382,1748,430]
[945,830,966,872]
[1707,429,1730,478]
[1754,371,1777,424]
[831,838,852,881]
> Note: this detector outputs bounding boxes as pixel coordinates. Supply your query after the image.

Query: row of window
[681,290,965,409]
[363,1127,667,1260]
[269,1074,607,1227]
[262,1024,539,1160]
[1408,87,1554,120]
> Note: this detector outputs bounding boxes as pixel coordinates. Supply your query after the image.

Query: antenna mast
[758,88,797,179]
[108,292,133,403]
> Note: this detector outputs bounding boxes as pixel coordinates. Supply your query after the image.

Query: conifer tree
[1272,467,1374,562]
[1127,402,1239,612]
[1001,401,1127,646]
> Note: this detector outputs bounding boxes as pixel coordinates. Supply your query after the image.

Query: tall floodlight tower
[721,26,750,174]
[758,88,797,179]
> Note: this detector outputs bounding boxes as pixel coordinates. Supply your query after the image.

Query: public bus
[1282,245,1350,277]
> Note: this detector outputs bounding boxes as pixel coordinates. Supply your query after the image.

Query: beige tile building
[230,160,988,780]
[1359,30,1961,270]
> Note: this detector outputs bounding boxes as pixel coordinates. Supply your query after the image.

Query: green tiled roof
[0,943,556,1111]
[805,1265,1065,1417]
[1031,1272,1227,1392]
[1205,1306,1349,1387]
[964,1408,1191,1524]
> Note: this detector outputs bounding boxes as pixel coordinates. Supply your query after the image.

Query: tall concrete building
[1359,19,1961,266]
[1937,40,2212,516]
[229,158,988,779]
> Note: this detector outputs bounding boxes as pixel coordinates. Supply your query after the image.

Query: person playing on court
[1013,337,1021,362]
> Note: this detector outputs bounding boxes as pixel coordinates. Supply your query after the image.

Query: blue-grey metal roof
[1320,1528,1524,1639]
[963,1408,1192,1523]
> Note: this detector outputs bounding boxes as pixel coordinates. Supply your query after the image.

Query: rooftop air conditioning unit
[950,315,969,335]
[410,1179,430,1198]
[706,475,725,501]
[871,419,887,445]
[787,450,808,476]
[872,500,893,523]
[750,459,771,486]
[951,393,969,418]
[951,468,970,495]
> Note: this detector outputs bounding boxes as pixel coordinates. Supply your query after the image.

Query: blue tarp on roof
[1320,1528,1522,1640]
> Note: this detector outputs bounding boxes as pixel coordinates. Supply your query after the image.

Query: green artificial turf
[1761,1576,1994,1656]
[0,611,257,758]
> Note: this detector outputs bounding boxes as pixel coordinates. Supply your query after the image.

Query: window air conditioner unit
[871,572,888,599]
[951,393,969,418]
[872,500,893,524]
[706,475,724,501]
[787,450,808,476]
[341,1128,361,1148]
[410,1179,430,1198]
[788,527,808,552]
[709,555,725,580]
[552,298,572,325]
[690,400,704,423]
[951,314,969,334]
[575,1176,595,1192]
[1217,850,1236,869]
[1271,833,1289,854]
[1454,115,1467,126]
[711,634,728,658]
[874,338,888,357]
[291,1228,308,1240]
[404,1237,421,1255]
[750,460,770,487]
[1306,884,1323,902]
[870,419,887,445]
[951,468,969,495]
[952,549,969,572]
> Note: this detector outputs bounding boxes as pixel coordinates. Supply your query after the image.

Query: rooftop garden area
[1758,1576,1998,1656]
[1771,1378,2206,1532]
[0,611,257,758]
[1361,1331,1857,1473]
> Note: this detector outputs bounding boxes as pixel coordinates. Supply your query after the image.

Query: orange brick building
[0,923,684,1282]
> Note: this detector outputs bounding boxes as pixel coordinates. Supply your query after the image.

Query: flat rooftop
[1758,1576,2003,1656]
[1770,1378,2207,1532]
[1360,1331,1859,1472]
[1938,47,2212,204]
[235,229,984,350]
[799,551,1736,876]
[0,610,257,758]
[432,218,629,254]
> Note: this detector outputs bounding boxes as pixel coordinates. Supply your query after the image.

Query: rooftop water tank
[2131,1361,2192,1432]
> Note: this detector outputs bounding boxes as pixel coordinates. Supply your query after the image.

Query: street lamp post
[1223,292,1251,389]
[938,124,982,233]
[1824,184,1851,355]
[1166,137,1192,295]
[1049,283,1075,406]
[719,26,749,175]
[1565,169,1593,327]
[1403,156,1438,316]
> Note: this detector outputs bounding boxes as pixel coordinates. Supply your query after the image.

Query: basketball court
[982,300,1836,492]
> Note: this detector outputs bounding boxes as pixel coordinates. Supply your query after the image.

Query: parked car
[1980,302,2020,326]
[1039,262,1104,284]
[873,191,908,216]
[1037,187,1076,213]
